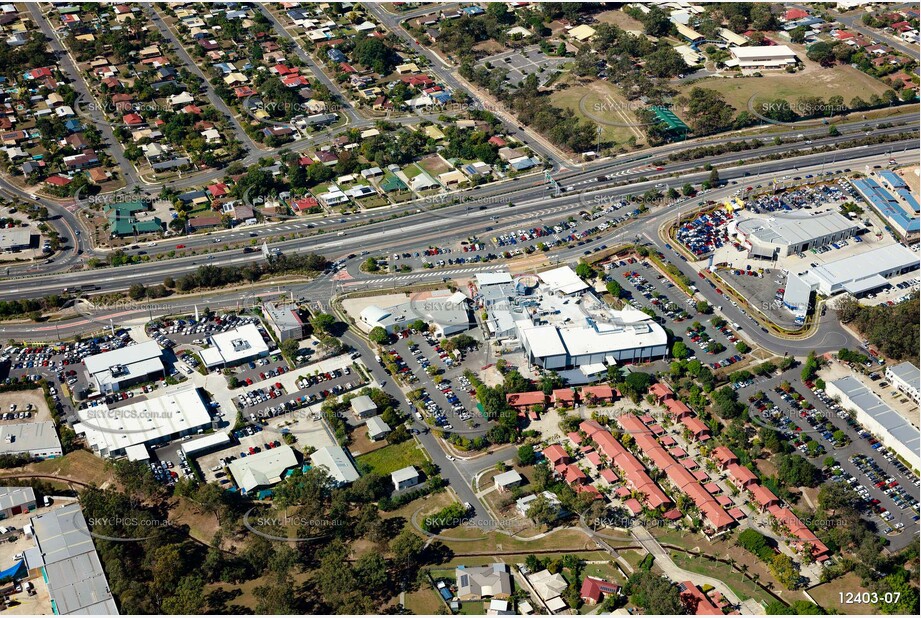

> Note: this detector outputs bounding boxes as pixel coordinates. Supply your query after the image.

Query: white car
[446,455,455,461]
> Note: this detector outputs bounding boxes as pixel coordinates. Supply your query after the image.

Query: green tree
[369,326,390,345]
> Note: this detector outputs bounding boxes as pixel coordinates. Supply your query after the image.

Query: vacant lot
[20,450,113,487]
[355,439,428,476]
[0,389,51,422]
[680,63,892,117]
[594,9,644,32]
[550,79,647,148]
[808,572,877,615]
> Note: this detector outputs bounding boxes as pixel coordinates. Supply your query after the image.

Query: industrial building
[0,486,37,518]
[359,289,470,338]
[200,323,270,369]
[729,45,797,69]
[227,444,298,494]
[481,267,668,371]
[310,446,360,486]
[734,211,859,258]
[885,362,920,403]
[0,228,34,252]
[83,340,164,394]
[262,301,309,342]
[25,504,119,614]
[0,421,62,459]
[853,175,920,240]
[827,377,920,471]
[782,244,920,311]
[74,386,213,458]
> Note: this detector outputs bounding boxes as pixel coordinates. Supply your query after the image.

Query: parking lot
[475,45,569,88]
[603,257,747,369]
[737,367,920,549]
[383,328,488,434]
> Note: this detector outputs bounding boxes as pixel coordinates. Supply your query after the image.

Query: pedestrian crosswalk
[346,264,507,286]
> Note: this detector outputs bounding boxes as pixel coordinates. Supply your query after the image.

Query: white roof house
[228,445,298,493]
[494,469,523,491]
[74,387,212,458]
[200,323,269,368]
[350,395,378,418]
[392,465,420,490]
[730,45,798,68]
[311,446,360,486]
[366,415,391,440]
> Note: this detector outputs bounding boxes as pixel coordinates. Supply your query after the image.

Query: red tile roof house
[649,382,674,402]
[749,483,781,511]
[726,463,759,490]
[488,136,507,148]
[580,384,615,404]
[664,398,693,419]
[711,446,739,469]
[680,581,723,615]
[505,391,546,411]
[552,388,576,407]
[681,416,711,441]
[542,444,569,466]
[564,463,588,485]
[767,505,831,562]
[580,577,620,605]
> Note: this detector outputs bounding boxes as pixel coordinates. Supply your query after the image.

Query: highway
[2,145,916,354]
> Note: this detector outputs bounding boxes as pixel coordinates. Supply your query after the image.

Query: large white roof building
[228,444,298,493]
[730,45,797,68]
[785,244,919,298]
[200,323,270,368]
[310,446,360,486]
[74,386,213,458]
[83,340,164,393]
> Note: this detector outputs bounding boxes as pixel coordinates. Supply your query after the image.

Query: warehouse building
[0,486,37,518]
[0,421,62,459]
[228,444,298,494]
[27,504,119,615]
[885,362,920,404]
[0,228,34,252]
[74,386,213,458]
[84,340,164,394]
[735,211,859,257]
[200,323,270,369]
[729,45,798,69]
[311,446,360,486]
[262,301,308,342]
[782,243,919,302]
[827,377,920,471]
[359,289,470,337]
[852,176,920,241]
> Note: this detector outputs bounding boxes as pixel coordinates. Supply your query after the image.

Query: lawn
[440,526,595,555]
[678,63,893,118]
[549,78,647,148]
[398,587,446,615]
[458,600,487,614]
[355,439,429,476]
[669,550,776,606]
[594,9,645,31]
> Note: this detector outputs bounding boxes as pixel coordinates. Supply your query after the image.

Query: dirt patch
[0,389,52,423]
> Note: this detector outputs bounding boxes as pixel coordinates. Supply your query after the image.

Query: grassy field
[679,64,893,117]
[440,526,595,555]
[355,439,428,476]
[22,450,114,487]
[549,79,647,148]
[808,572,877,615]
[594,9,644,31]
[669,551,776,606]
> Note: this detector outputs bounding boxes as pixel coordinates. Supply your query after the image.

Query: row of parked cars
[236,384,286,408]
[850,453,919,518]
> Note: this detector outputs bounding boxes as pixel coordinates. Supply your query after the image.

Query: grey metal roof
[0,486,35,511]
[30,504,119,614]
[740,211,856,247]
[888,362,920,393]
[832,377,920,456]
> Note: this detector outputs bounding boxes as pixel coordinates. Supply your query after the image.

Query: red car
[176,244,186,249]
